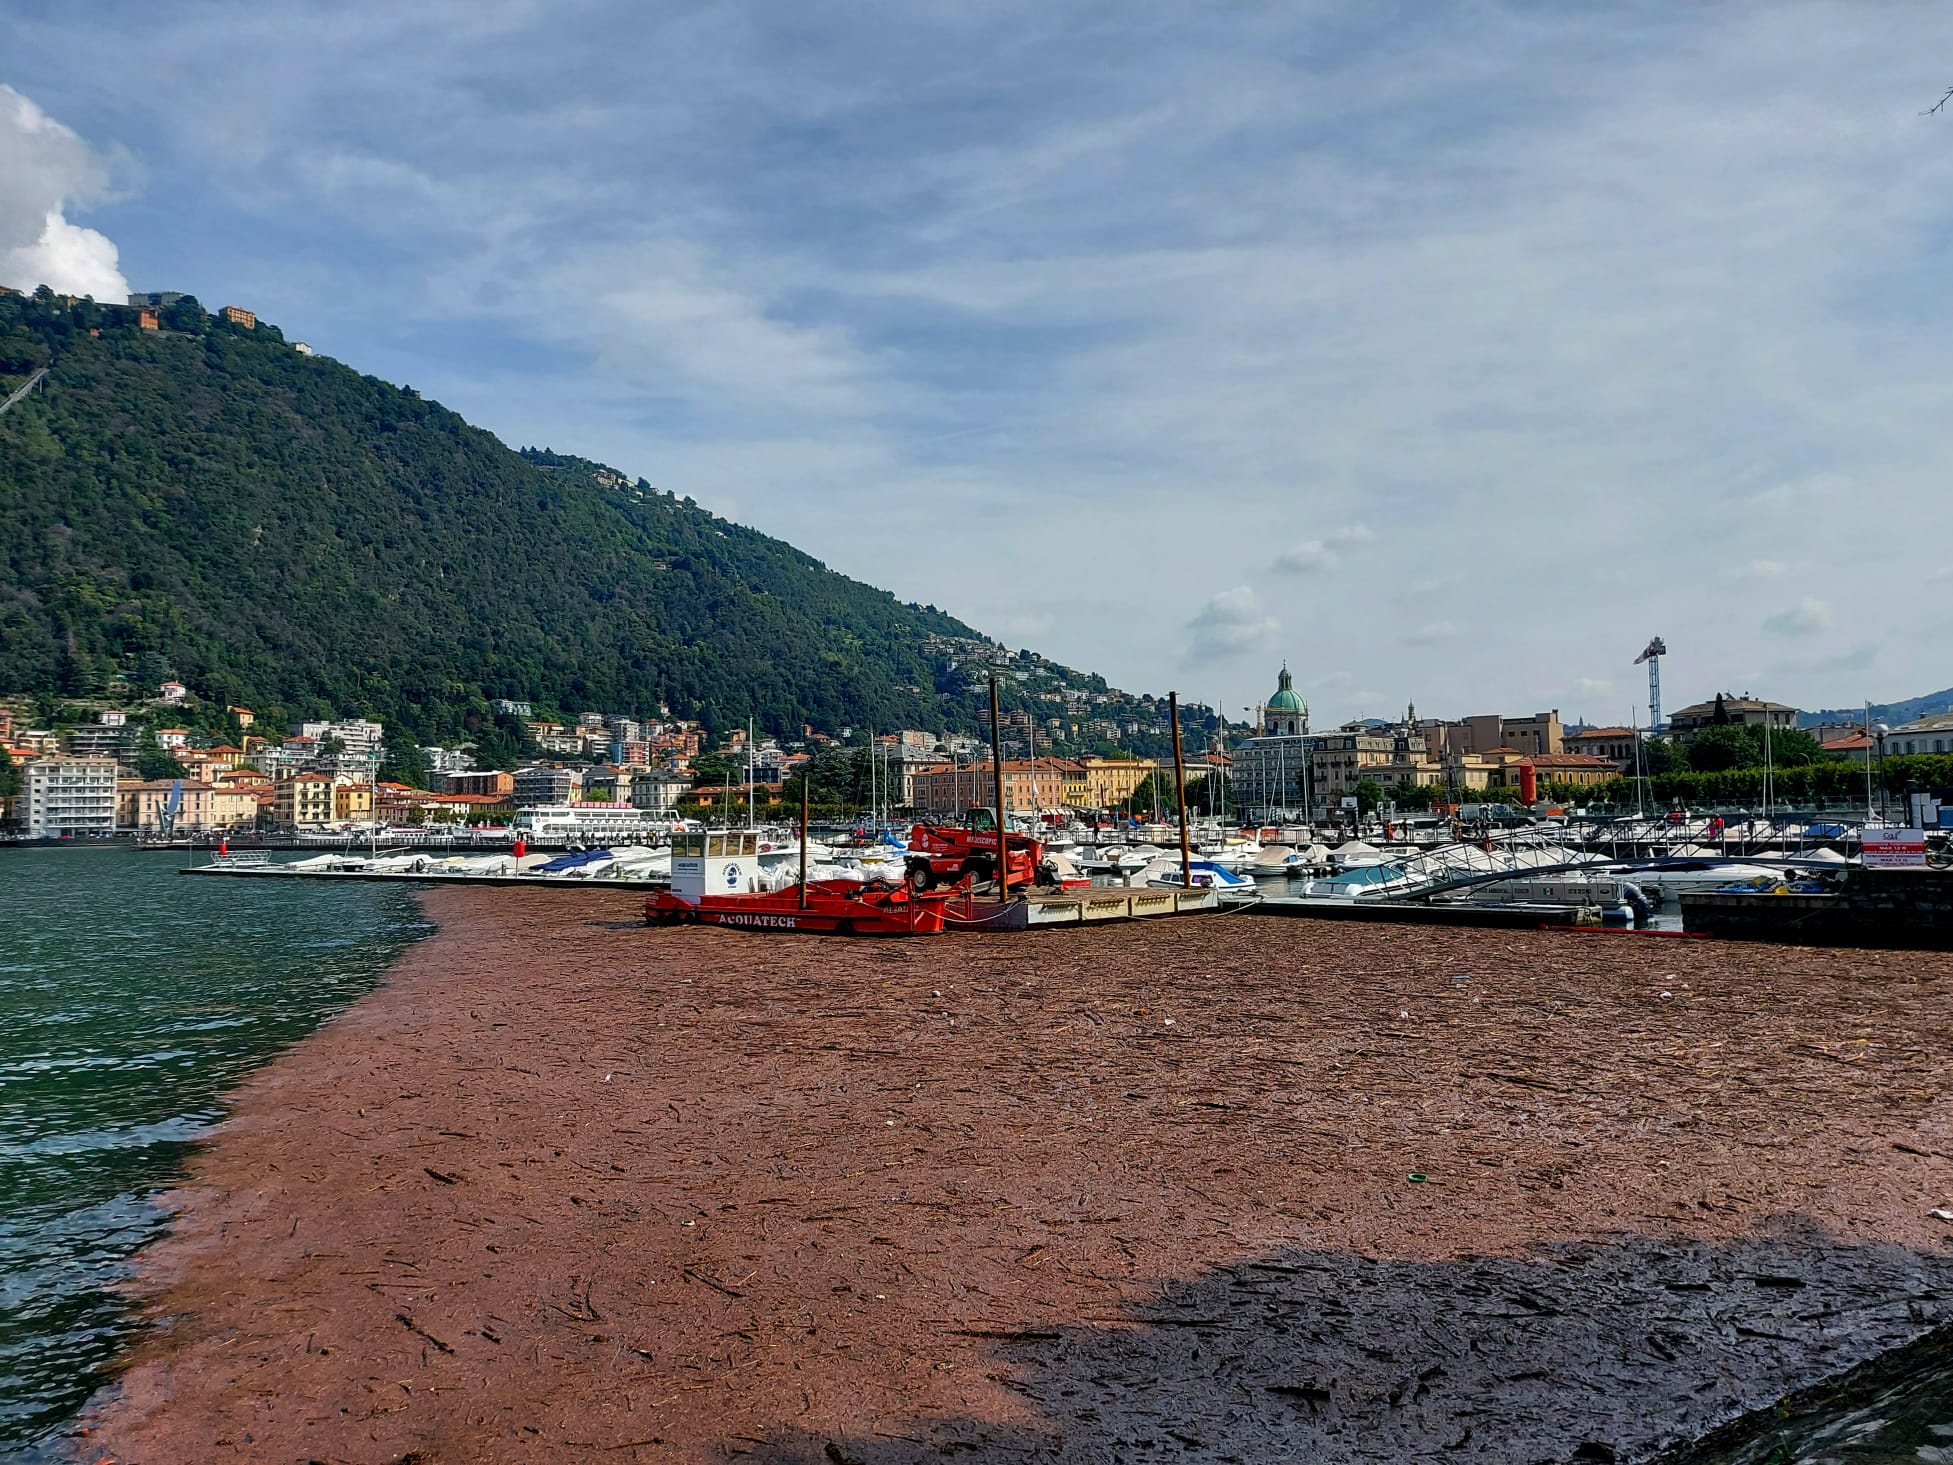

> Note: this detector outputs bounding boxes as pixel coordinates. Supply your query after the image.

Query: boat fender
[1621,882,1655,923]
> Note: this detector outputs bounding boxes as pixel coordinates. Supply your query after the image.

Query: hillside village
[7,662,1950,839]
[0,670,1232,838]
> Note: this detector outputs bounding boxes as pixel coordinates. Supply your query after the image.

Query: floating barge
[1249,897,1598,930]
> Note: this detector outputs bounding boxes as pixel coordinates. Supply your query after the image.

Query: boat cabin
[670,829,766,901]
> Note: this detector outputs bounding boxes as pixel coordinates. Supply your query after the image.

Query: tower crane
[1634,637,1667,732]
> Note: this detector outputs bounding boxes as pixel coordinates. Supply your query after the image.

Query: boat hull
[645,881,949,936]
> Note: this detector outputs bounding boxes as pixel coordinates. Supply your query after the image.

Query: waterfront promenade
[81,894,1953,1461]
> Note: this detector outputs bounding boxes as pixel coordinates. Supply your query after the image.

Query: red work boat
[643,830,950,936]
[645,878,949,935]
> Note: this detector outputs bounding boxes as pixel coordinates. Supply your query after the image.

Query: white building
[1230,665,1315,820]
[514,764,581,807]
[1889,713,1953,756]
[422,745,477,776]
[24,757,119,837]
[298,719,385,756]
[628,769,691,816]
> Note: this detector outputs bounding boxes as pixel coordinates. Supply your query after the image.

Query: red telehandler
[903,806,1054,891]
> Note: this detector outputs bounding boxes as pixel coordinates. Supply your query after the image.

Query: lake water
[0,846,428,1460]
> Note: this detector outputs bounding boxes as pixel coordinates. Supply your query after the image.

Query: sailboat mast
[1631,707,1645,819]
[1028,720,1038,825]
[1170,691,1192,889]
[1763,714,1773,824]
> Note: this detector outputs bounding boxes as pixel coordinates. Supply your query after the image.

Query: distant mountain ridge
[0,289,1188,751]
[1798,690,1953,729]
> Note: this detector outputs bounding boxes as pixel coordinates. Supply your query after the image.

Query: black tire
[907,859,937,891]
[961,857,994,886]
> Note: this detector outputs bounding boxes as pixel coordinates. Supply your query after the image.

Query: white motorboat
[1073,845,1158,879]
[1295,863,1416,900]
[1449,873,1655,924]
[1620,860,1793,907]
[1327,840,1390,871]
[1141,858,1261,903]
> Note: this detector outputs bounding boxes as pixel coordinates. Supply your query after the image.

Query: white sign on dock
[1862,828,1928,868]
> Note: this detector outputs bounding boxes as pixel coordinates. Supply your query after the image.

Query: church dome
[1265,664,1303,714]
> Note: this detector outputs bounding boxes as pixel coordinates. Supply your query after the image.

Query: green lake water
[0,846,429,1461]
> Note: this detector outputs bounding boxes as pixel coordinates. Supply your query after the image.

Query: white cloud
[1406,620,1457,646]
[1272,523,1375,576]
[1741,558,1789,580]
[1574,677,1613,698]
[0,85,128,299]
[1272,540,1335,575]
[1762,598,1836,637]
[1185,586,1278,663]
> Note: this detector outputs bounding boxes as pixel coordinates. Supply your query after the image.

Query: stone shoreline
[76,889,1953,1462]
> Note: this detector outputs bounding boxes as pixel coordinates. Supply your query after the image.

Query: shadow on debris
[753,1220,1953,1464]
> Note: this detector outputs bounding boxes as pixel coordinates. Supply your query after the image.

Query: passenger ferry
[514,803,698,844]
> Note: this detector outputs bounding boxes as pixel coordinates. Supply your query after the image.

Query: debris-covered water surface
[79,891,1953,1463]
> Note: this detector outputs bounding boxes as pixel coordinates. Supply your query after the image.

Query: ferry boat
[515,804,696,844]
[643,829,951,935]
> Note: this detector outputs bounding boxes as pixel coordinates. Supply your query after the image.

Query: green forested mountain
[0,290,1023,744]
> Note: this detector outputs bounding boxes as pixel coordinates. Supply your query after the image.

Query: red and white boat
[644,830,951,936]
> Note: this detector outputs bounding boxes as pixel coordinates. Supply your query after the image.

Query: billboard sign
[1862,828,1928,868]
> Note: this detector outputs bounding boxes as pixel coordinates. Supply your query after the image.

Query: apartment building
[628,769,691,816]
[911,758,1076,817]
[441,769,515,799]
[513,764,581,807]
[23,757,119,837]
[117,779,217,832]
[272,773,335,827]
[1566,727,1638,769]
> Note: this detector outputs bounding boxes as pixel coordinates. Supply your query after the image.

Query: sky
[5,1,1953,730]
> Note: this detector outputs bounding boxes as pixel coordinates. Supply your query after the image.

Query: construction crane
[1634,637,1667,732]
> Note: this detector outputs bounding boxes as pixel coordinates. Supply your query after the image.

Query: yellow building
[333,781,375,821]
[1062,756,1158,809]
[209,787,267,829]
[273,773,334,827]
[1523,753,1619,788]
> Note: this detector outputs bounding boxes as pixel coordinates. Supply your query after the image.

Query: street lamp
[1875,724,1890,824]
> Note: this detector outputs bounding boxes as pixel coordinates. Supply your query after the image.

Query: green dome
[1265,665,1303,713]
